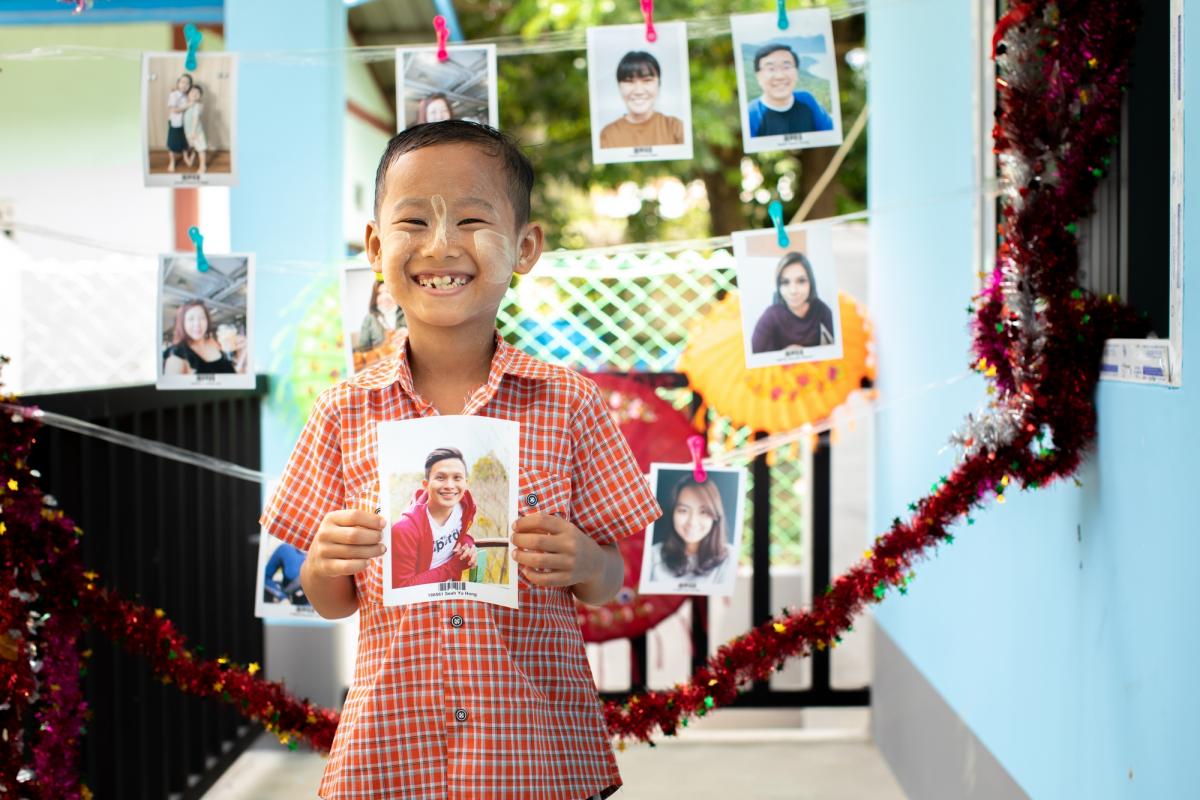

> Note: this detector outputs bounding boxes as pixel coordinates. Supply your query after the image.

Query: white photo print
[587,22,694,164]
[638,464,747,597]
[379,415,519,609]
[733,220,844,368]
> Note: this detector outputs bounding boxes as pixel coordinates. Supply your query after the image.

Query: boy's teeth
[418,275,469,288]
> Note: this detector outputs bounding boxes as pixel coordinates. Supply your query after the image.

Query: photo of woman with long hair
[162,299,247,376]
[640,466,747,596]
[750,251,836,354]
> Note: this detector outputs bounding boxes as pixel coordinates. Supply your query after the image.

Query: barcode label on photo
[438,581,467,592]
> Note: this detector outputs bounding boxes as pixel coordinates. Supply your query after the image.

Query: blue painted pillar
[226,0,348,708]
[227,0,345,476]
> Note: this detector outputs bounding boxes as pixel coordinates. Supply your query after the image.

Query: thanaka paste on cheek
[473,229,517,284]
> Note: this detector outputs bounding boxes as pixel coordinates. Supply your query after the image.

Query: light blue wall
[870,1,1198,798]
[226,0,345,477]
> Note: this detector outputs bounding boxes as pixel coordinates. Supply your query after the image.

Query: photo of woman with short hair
[598,51,685,149]
[587,22,694,164]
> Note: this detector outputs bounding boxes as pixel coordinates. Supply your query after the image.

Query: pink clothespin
[641,0,657,43]
[433,15,450,62]
[60,0,92,14]
[686,434,707,482]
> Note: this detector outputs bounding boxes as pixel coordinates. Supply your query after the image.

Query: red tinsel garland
[0,1,1147,786]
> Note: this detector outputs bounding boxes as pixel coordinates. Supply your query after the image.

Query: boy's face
[365,143,543,334]
[423,458,468,512]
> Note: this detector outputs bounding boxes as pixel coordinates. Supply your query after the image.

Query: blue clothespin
[188,226,209,273]
[768,200,790,248]
[184,24,203,70]
[776,0,789,30]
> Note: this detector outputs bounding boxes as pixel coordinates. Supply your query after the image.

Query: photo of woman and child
[638,465,747,597]
[142,53,236,186]
[588,22,694,164]
[734,222,844,368]
[396,45,498,131]
[156,254,254,390]
[341,266,406,375]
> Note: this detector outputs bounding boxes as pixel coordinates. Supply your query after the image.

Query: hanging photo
[379,415,519,609]
[637,463,747,597]
[341,264,406,376]
[141,52,237,186]
[732,221,844,368]
[586,22,694,164]
[395,44,498,130]
[730,9,844,154]
[255,529,318,620]
[156,253,254,390]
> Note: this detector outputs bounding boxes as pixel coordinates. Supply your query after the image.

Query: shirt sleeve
[800,92,835,132]
[569,379,662,547]
[260,388,345,551]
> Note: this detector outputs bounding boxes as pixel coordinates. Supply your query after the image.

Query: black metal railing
[599,372,871,710]
[25,380,267,799]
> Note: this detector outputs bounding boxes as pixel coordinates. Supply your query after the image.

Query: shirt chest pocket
[518,468,573,521]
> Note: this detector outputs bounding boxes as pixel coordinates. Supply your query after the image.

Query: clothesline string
[2,178,1001,276]
[0,368,973,488]
[0,2,875,63]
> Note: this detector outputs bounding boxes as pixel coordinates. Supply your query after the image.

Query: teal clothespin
[768,200,790,248]
[776,0,789,30]
[188,226,209,273]
[184,24,203,70]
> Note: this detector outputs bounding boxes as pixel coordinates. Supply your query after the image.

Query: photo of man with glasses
[747,43,835,137]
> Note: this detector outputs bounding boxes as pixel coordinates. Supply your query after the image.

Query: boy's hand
[307,509,387,578]
[511,513,602,587]
[452,541,478,569]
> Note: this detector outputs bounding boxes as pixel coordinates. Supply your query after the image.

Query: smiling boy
[262,121,661,800]
[390,446,479,589]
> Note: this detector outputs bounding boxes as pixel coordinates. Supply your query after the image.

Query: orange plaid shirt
[262,331,661,800]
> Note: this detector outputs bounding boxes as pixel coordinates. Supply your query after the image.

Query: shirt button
[525,492,538,507]
[454,708,468,722]
[450,614,464,628]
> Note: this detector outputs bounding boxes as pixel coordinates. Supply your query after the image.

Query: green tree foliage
[457,0,866,247]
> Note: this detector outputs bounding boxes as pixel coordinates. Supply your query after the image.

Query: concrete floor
[203,710,906,800]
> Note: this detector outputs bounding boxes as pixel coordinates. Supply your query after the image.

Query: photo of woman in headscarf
[750,251,836,354]
[416,92,454,124]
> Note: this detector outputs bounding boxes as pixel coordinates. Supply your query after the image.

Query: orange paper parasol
[678,291,875,434]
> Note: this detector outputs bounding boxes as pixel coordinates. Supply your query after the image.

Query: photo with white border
[733,221,844,368]
[731,9,844,154]
[380,415,519,609]
[395,44,499,131]
[156,253,254,390]
[341,264,406,377]
[587,22,694,164]
[637,463,747,597]
[141,52,238,187]
[255,529,319,620]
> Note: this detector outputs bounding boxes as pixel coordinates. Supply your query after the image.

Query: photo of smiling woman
[587,22,694,164]
[157,253,254,390]
[750,251,836,354]
[639,465,747,597]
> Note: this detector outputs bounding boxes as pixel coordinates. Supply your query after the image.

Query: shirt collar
[350,329,554,395]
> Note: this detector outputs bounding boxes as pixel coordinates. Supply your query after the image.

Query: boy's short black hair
[754,43,799,72]
[373,121,534,229]
[616,51,662,83]
[190,84,204,96]
[424,447,467,478]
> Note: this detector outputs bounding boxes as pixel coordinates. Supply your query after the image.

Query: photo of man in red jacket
[390,446,479,589]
